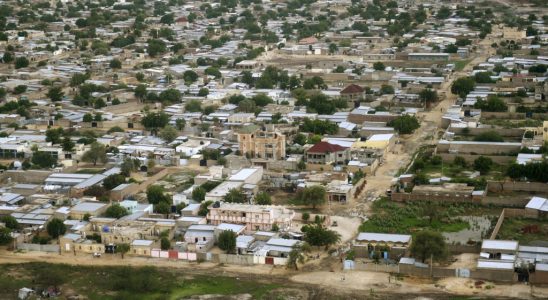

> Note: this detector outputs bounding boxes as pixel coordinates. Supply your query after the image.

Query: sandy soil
[447,253,480,269]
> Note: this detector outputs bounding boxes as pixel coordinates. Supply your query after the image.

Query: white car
[93,252,101,258]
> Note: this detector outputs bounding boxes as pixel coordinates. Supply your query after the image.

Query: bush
[473,131,504,142]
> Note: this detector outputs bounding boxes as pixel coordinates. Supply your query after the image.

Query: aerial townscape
[0,0,547,299]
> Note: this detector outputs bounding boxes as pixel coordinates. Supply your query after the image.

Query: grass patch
[0,263,280,300]
[497,217,548,245]
[452,59,471,71]
[359,198,492,235]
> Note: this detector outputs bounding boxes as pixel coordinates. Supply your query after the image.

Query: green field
[359,198,498,235]
[497,217,548,245]
[0,263,281,300]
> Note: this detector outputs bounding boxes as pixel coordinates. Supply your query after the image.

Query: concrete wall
[490,209,506,239]
[3,170,52,184]
[449,127,524,137]
[487,181,548,194]
[438,153,515,164]
[218,253,255,265]
[391,191,479,204]
[17,243,59,253]
[436,142,521,155]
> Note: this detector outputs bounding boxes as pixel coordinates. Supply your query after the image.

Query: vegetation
[507,160,548,182]
[224,188,246,203]
[359,198,474,234]
[254,192,272,205]
[147,185,170,205]
[388,115,420,134]
[301,224,341,250]
[46,218,66,238]
[451,77,475,98]
[82,142,107,166]
[0,263,281,299]
[474,95,507,112]
[294,186,326,209]
[473,156,493,175]
[410,231,447,263]
[105,204,129,219]
[473,131,504,142]
[217,230,237,254]
[300,118,338,135]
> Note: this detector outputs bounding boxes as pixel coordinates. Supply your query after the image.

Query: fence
[486,181,548,194]
[347,260,516,282]
[17,243,59,253]
[438,153,516,164]
[490,208,538,240]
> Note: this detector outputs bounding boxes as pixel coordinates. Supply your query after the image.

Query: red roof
[307,142,347,153]
[340,84,364,95]
[176,16,188,23]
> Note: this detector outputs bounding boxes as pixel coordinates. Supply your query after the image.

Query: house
[69,201,108,220]
[237,126,286,160]
[60,233,105,254]
[353,232,412,258]
[130,239,155,256]
[207,202,295,231]
[260,238,300,257]
[184,224,216,252]
[214,223,246,239]
[340,84,365,102]
[525,196,548,219]
[176,139,210,156]
[305,142,350,165]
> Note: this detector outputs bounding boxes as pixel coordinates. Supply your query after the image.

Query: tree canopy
[296,186,326,209]
[105,204,129,219]
[302,224,341,249]
[217,230,237,254]
[388,115,420,134]
[47,218,66,238]
[410,230,447,263]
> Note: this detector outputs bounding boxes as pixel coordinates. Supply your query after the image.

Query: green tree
[473,95,507,112]
[45,128,64,144]
[83,113,93,122]
[14,57,29,69]
[13,85,27,94]
[297,186,326,209]
[373,61,385,71]
[198,200,213,216]
[141,112,169,135]
[134,84,147,101]
[147,39,167,57]
[103,174,126,190]
[255,192,272,205]
[436,6,451,19]
[161,237,171,250]
[286,243,310,270]
[380,84,395,95]
[474,71,493,84]
[419,89,438,106]
[159,88,182,104]
[474,156,493,175]
[155,202,171,215]
[183,70,198,83]
[82,142,107,166]
[185,99,202,112]
[116,243,130,259]
[159,125,178,143]
[0,215,19,230]
[198,87,209,97]
[62,137,75,152]
[147,185,170,204]
[31,151,57,168]
[451,77,475,98]
[294,133,307,146]
[224,188,246,203]
[302,224,341,249]
[109,59,122,69]
[47,218,66,238]
[105,203,129,218]
[410,231,447,263]
[328,43,338,54]
[0,227,12,245]
[217,230,237,254]
[175,118,186,131]
[388,115,420,134]
[47,86,64,102]
[192,186,206,202]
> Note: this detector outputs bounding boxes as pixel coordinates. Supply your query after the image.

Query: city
[0,0,547,299]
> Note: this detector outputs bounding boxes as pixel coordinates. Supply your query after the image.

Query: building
[408,53,450,61]
[207,203,295,232]
[340,84,365,101]
[353,232,412,258]
[69,201,108,220]
[238,127,286,160]
[525,196,548,219]
[305,142,350,165]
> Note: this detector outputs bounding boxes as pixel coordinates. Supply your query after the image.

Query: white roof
[477,260,514,270]
[368,134,394,142]
[536,263,548,272]
[131,239,154,246]
[526,197,548,212]
[216,223,245,232]
[229,168,260,182]
[71,202,107,212]
[481,240,518,251]
[266,238,299,247]
[356,232,411,244]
